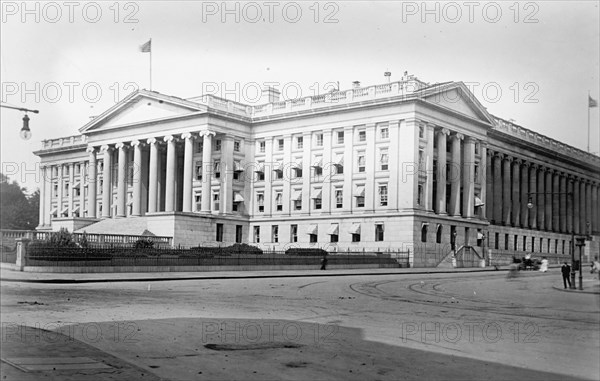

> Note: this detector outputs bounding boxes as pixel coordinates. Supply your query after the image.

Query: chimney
[384,71,391,83]
[352,81,361,89]
[261,86,281,103]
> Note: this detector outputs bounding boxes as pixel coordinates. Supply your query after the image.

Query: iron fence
[24,244,408,268]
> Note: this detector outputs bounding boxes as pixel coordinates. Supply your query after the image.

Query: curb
[551,285,600,295]
[0,267,506,284]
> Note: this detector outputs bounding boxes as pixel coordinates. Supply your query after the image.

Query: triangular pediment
[417,82,494,125]
[79,90,206,134]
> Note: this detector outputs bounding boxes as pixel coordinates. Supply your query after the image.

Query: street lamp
[0,104,39,140]
[527,191,576,289]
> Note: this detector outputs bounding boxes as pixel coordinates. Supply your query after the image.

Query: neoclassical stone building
[34,75,600,266]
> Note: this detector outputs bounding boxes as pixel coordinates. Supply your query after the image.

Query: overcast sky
[1,0,599,193]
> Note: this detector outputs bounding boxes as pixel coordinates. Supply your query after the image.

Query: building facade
[34,76,600,266]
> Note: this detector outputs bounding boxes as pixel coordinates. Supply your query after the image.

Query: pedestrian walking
[561,262,572,289]
[320,254,328,270]
[539,257,548,272]
[591,256,600,280]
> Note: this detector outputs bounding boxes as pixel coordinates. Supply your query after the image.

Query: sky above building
[1,1,599,193]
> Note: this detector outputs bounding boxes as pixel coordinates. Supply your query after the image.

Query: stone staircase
[74,217,154,236]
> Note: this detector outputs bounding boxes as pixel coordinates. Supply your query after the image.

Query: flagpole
[588,91,591,152]
[149,38,152,91]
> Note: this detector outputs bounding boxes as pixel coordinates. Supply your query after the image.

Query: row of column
[424,126,485,219]
[486,151,599,235]
[85,130,218,219]
[38,162,87,227]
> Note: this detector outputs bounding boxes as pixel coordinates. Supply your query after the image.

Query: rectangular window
[375,224,384,241]
[275,192,283,211]
[213,193,220,211]
[309,233,318,243]
[494,232,499,250]
[272,225,279,243]
[352,233,361,242]
[337,131,344,144]
[358,129,366,142]
[380,149,389,171]
[417,184,423,206]
[474,143,480,155]
[278,139,284,151]
[216,223,223,242]
[380,126,389,139]
[236,225,243,243]
[379,185,388,206]
[233,140,241,152]
[474,164,479,183]
[195,161,203,180]
[75,164,81,175]
[215,140,221,151]
[314,195,322,210]
[213,160,221,178]
[356,196,365,208]
[523,236,527,251]
[196,141,203,153]
[335,189,343,208]
[419,125,424,138]
[357,153,366,172]
[290,224,298,242]
[257,193,264,212]
[505,234,509,250]
[195,194,202,212]
[297,136,303,149]
[64,183,70,197]
[254,226,260,243]
[316,134,323,146]
[294,200,302,210]
[259,141,265,153]
[514,235,518,251]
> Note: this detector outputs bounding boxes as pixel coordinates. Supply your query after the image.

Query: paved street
[1,270,599,380]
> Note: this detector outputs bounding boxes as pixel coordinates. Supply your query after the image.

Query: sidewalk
[1,265,506,284]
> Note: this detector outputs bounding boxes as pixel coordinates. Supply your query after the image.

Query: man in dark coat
[561,262,572,289]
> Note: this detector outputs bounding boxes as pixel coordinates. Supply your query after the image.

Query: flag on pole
[140,39,151,53]
[590,95,598,108]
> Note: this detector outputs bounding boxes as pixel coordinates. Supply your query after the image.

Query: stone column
[502,155,512,225]
[425,123,435,212]
[462,136,475,218]
[528,164,537,229]
[520,162,529,228]
[511,159,521,226]
[552,171,560,232]
[493,153,503,224]
[147,138,158,213]
[545,170,553,231]
[79,161,85,217]
[200,130,214,212]
[68,163,74,217]
[593,183,599,234]
[364,124,376,211]
[87,147,97,218]
[221,136,234,214]
[182,133,194,213]
[449,132,463,216]
[45,166,53,225]
[579,180,586,234]
[479,142,487,219]
[101,145,112,218]
[38,166,46,227]
[436,128,449,215]
[388,121,400,211]
[116,142,128,217]
[586,181,592,235]
[57,165,64,216]
[321,130,332,213]
[164,135,176,212]
[485,150,494,221]
[572,177,579,234]
[536,167,545,229]
[559,174,567,233]
[131,140,143,216]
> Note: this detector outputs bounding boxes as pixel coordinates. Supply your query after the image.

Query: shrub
[49,228,78,248]
[285,248,328,256]
[134,238,155,249]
